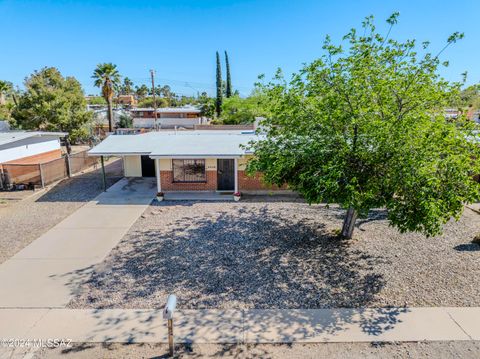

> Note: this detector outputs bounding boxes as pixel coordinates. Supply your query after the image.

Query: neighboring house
[468,110,480,124]
[444,108,461,120]
[0,131,67,187]
[116,95,137,107]
[88,130,281,193]
[0,131,66,164]
[92,108,131,136]
[0,121,10,131]
[129,106,209,129]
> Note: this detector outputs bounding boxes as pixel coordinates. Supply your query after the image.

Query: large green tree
[215,51,222,117]
[12,67,92,143]
[225,51,232,98]
[248,14,480,239]
[221,93,267,124]
[198,92,215,118]
[92,63,121,132]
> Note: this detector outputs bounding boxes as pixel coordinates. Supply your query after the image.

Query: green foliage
[12,67,92,143]
[0,80,15,123]
[198,92,215,118]
[92,63,121,131]
[0,80,13,103]
[225,51,232,98]
[135,84,149,99]
[215,51,222,117]
[92,63,121,101]
[118,113,133,128]
[137,97,170,108]
[120,77,134,95]
[458,84,480,108]
[86,96,107,105]
[220,94,267,124]
[247,14,480,237]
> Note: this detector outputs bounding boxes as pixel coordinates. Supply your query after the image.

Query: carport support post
[101,156,107,192]
[234,158,238,193]
[155,158,161,193]
[39,163,45,188]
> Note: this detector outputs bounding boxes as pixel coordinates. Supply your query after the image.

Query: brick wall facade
[238,170,285,191]
[160,170,217,191]
[158,169,285,192]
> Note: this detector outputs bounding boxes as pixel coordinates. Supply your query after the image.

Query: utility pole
[150,69,158,130]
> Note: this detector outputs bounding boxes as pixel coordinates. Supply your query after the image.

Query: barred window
[172,159,206,182]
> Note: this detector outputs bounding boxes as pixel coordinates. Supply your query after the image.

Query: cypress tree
[215,51,222,117]
[225,51,232,98]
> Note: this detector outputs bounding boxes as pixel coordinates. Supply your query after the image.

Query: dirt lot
[70,199,480,309]
[0,158,123,264]
[27,341,480,359]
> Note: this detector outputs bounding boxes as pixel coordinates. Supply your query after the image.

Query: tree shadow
[454,243,480,252]
[356,209,388,231]
[60,203,406,342]
[80,204,387,309]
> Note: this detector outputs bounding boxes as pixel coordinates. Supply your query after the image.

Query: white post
[155,158,161,193]
[234,158,238,193]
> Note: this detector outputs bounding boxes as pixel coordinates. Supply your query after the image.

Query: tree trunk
[107,99,113,132]
[341,207,358,239]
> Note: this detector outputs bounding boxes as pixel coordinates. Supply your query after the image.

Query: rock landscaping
[69,199,480,309]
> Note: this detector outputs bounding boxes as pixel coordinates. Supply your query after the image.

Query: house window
[172,159,206,182]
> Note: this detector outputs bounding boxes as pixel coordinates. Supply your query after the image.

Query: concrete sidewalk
[0,178,156,308]
[0,307,478,343]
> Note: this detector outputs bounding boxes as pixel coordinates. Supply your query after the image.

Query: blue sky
[1,0,479,97]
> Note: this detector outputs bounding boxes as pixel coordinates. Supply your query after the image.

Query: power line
[150,69,158,129]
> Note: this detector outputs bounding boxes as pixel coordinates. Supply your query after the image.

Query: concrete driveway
[0,178,156,308]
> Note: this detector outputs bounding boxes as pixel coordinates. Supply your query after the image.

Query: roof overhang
[149,154,245,159]
[87,151,152,157]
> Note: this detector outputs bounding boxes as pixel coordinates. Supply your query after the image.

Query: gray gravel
[69,200,480,309]
[30,341,480,359]
[0,159,122,264]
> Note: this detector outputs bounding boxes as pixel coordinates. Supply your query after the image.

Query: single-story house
[88,130,280,193]
[130,106,209,129]
[0,131,66,165]
[0,131,67,188]
[0,121,10,131]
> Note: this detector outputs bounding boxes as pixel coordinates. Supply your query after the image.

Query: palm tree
[121,77,134,95]
[0,80,12,105]
[92,63,121,132]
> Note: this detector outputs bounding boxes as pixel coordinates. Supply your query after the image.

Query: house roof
[0,131,67,147]
[130,107,201,113]
[88,131,259,158]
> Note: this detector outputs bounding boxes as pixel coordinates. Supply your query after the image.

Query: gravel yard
[70,199,480,309]
[0,159,122,264]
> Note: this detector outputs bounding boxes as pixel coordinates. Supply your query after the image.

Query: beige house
[129,106,208,129]
[89,130,278,193]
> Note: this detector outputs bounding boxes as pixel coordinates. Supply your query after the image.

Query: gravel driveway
[0,159,122,264]
[69,197,480,309]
